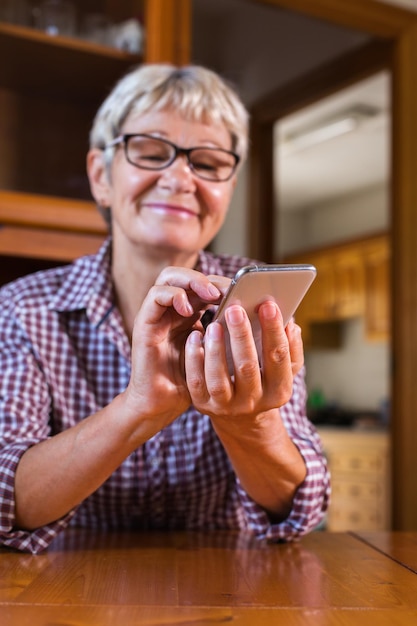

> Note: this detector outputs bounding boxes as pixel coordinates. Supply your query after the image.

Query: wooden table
[1,529,417,625]
[355,531,417,574]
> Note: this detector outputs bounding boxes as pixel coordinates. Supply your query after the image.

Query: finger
[155,266,221,302]
[258,301,294,402]
[206,274,231,297]
[203,321,233,403]
[141,285,195,323]
[224,305,262,391]
[286,318,304,375]
[185,330,209,403]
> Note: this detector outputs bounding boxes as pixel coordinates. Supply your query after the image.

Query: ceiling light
[281,104,381,154]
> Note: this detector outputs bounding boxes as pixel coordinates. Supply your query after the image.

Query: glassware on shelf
[80,13,113,47]
[109,19,144,54]
[34,0,76,37]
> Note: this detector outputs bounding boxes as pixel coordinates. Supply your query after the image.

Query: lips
[143,202,198,217]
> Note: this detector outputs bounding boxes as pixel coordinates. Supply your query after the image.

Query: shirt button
[150,457,161,467]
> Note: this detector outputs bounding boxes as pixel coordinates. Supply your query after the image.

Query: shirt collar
[48,238,114,327]
[195,249,226,275]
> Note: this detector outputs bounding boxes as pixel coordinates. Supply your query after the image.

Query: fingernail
[206,322,223,340]
[226,305,244,325]
[208,283,221,298]
[188,330,203,345]
[261,301,278,319]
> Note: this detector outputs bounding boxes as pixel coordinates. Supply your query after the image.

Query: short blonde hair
[90,63,249,166]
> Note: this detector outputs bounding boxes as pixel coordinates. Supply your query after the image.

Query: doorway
[248,0,417,531]
[276,70,391,416]
[192,0,417,530]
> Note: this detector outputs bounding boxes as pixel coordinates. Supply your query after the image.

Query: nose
[157,155,196,193]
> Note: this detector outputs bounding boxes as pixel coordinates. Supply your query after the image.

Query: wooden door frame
[249,38,391,261]
[248,0,417,531]
[144,0,191,64]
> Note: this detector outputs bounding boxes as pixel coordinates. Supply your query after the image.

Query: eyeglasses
[106,133,240,182]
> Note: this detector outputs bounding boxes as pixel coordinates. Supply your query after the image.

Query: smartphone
[211,263,316,372]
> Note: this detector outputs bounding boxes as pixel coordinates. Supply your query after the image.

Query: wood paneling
[390,21,417,531]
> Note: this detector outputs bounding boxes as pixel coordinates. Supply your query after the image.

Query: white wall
[305,319,390,411]
[281,183,390,410]
[212,162,249,257]
[279,182,390,255]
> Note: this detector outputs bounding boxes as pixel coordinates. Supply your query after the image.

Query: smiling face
[87,108,237,268]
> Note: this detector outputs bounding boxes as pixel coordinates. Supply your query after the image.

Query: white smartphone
[211,263,317,372]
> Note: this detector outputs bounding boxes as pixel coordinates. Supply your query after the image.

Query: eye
[127,137,172,165]
[190,149,235,179]
[139,153,168,163]
[192,160,217,172]
[191,151,223,171]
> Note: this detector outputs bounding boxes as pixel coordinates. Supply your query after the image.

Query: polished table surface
[355,531,417,574]
[1,529,417,625]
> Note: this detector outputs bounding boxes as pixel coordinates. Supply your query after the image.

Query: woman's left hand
[185,302,306,519]
[185,300,303,420]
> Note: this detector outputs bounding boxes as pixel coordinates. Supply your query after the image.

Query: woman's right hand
[121,266,226,436]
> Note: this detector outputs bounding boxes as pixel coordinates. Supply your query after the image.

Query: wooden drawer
[331,479,384,501]
[328,503,385,531]
[317,428,391,531]
[329,450,386,474]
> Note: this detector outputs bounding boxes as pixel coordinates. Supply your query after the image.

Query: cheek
[202,184,234,215]
[114,167,160,200]
[113,149,159,183]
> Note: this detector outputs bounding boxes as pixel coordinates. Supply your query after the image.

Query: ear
[86,148,112,207]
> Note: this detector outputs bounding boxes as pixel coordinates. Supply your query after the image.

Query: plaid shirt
[0,239,330,553]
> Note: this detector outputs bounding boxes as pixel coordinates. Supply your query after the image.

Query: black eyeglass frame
[105,133,240,182]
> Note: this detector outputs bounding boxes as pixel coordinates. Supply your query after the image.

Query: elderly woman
[0,64,329,553]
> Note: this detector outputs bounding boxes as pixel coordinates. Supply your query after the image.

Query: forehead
[122,108,233,150]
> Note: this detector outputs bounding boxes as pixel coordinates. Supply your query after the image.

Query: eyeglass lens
[125,135,237,181]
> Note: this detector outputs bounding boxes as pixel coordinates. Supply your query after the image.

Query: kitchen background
[1,0,414,531]
[276,71,390,414]
[190,0,417,531]
[191,0,400,418]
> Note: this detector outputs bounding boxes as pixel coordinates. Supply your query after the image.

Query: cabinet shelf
[0,21,141,101]
[0,225,105,262]
[0,0,192,273]
[0,191,107,262]
[0,190,106,234]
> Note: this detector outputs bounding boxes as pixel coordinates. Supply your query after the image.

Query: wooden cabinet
[306,248,365,321]
[363,237,390,340]
[285,234,390,344]
[304,254,336,322]
[0,0,191,274]
[331,248,366,319]
[317,427,391,531]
